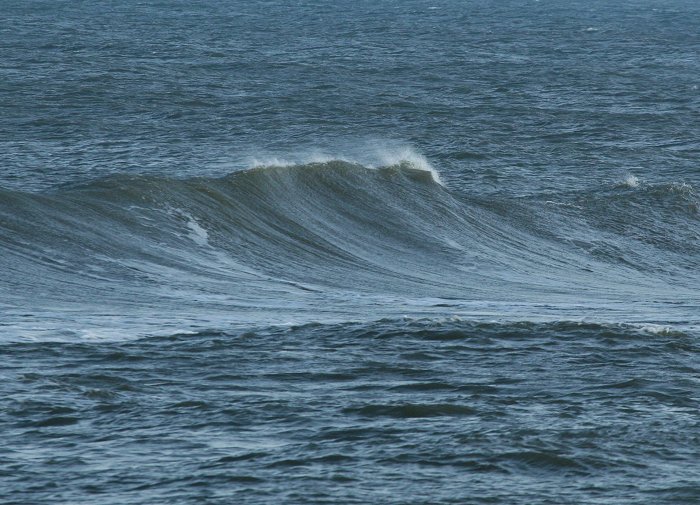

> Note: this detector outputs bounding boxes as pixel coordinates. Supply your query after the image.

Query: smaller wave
[344,402,477,419]
[175,318,695,342]
[620,174,640,188]
[527,177,699,275]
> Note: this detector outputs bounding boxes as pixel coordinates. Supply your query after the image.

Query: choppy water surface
[4,321,699,504]
[1,1,699,503]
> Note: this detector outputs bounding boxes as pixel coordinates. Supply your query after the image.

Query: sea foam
[244,143,444,185]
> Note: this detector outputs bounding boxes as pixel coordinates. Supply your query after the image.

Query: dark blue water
[2,1,699,503]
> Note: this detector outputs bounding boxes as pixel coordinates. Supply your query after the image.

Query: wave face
[1,160,698,339]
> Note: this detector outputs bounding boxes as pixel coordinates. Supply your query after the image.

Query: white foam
[185,216,209,247]
[444,238,464,251]
[242,142,444,185]
[373,146,444,185]
[622,174,640,188]
[669,181,694,193]
[166,207,211,247]
[638,324,680,336]
[245,152,342,169]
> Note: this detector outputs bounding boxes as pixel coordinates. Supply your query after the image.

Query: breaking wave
[1,160,698,338]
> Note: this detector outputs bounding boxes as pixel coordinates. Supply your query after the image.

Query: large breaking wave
[1,160,698,339]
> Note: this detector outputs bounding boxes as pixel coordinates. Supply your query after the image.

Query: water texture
[1,1,699,503]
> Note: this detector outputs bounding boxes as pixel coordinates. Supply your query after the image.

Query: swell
[476,179,700,278]
[1,162,461,291]
[1,160,698,336]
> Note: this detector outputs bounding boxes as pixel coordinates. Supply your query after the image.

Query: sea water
[1,1,699,503]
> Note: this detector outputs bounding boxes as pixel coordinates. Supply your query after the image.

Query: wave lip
[242,146,444,186]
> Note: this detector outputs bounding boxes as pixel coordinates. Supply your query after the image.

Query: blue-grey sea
[2,1,699,503]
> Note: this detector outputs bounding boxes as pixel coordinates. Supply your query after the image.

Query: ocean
[1,1,699,503]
